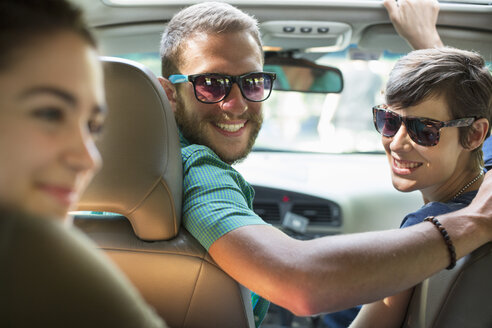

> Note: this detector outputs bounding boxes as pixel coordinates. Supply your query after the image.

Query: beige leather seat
[403,242,492,328]
[75,57,255,328]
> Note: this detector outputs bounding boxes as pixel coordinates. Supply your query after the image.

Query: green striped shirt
[180,131,270,327]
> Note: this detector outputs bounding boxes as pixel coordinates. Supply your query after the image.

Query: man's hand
[383,0,444,49]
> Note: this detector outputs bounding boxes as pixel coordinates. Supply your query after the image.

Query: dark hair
[386,47,492,167]
[160,2,262,77]
[0,0,95,70]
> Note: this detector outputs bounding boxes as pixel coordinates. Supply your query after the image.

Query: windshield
[257,46,406,154]
[118,46,471,154]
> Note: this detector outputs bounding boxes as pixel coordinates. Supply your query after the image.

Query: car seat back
[76,57,255,328]
[403,242,492,328]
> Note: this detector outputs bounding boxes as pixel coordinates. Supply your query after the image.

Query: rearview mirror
[264,56,343,93]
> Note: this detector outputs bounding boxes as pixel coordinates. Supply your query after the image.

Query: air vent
[254,202,281,223]
[291,203,341,226]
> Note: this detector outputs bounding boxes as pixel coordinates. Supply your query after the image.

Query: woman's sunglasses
[372,105,475,147]
[169,72,277,104]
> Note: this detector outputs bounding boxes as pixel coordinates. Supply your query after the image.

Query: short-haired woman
[351,47,491,327]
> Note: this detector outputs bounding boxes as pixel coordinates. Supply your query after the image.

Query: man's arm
[383,0,444,49]
[209,171,492,316]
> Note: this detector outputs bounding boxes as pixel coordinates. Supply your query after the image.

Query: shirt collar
[178,129,190,148]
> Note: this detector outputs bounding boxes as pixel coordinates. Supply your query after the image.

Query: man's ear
[466,118,490,150]
[158,77,178,112]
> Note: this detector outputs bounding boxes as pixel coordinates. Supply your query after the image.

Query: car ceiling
[70,0,492,59]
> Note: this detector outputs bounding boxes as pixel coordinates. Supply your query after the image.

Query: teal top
[180,131,270,327]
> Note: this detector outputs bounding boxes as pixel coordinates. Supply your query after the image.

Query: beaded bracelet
[424,216,456,270]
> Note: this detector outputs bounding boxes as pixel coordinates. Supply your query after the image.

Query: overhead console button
[283,26,295,33]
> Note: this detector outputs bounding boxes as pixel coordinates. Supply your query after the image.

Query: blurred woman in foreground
[0,1,166,326]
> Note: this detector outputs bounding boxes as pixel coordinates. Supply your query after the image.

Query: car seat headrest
[78,57,182,241]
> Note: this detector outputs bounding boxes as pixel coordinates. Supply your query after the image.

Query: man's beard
[174,95,263,165]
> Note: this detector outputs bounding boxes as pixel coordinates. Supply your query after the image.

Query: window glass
[117,48,492,154]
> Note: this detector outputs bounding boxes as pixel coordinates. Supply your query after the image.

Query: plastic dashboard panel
[252,185,343,239]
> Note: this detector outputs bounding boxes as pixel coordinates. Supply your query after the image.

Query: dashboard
[235,151,423,236]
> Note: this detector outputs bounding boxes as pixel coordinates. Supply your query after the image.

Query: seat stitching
[182,259,205,327]
[126,177,162,216]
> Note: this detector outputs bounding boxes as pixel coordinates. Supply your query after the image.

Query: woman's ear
[158,77,178,112]
[466,118,490,150]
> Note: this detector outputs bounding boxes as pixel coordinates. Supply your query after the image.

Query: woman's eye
[88,116,105,136]
[31,107,64,122]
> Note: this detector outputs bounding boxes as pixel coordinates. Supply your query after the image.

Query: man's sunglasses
[169,72,276,104]
[372,105,475,147]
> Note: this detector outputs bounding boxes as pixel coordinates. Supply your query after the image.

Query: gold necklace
[452,170,484,200]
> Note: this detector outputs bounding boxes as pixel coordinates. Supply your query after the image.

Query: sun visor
[358,24,411,53]
[260,21,352,52]
[94,23,164,56]
[359,24,492,58]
